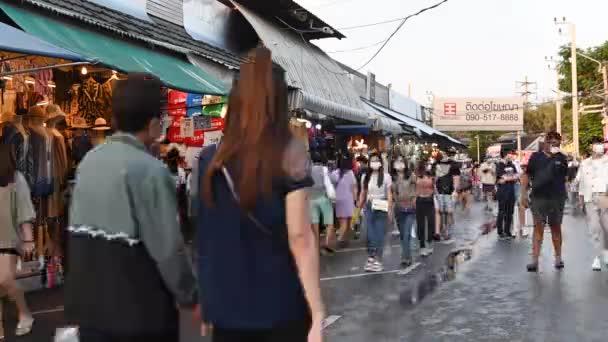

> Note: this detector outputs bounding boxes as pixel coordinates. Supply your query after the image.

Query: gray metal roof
[237,4,367,123]
[14,0,244,69]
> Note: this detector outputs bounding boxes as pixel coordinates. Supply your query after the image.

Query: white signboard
[204,130,223,147]
[181,117,194,138]
[433,97,524,131]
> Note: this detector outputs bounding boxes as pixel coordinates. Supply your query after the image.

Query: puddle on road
[399,248,473,310]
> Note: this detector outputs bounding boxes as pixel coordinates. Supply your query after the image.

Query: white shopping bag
[55,327,80,342]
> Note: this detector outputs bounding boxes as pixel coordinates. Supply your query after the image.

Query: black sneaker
[498,233,506,240]
[527,263,538,272]
[555,260,565,270]
[401,258,413,268]
[506,234,516,240]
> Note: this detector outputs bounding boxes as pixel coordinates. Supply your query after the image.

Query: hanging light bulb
[305,121,312,129]
[81,66,88,75]
[315,124,322,130]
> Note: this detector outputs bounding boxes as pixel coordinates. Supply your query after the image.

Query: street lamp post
[545,56,563,135]
[476,134,480,162]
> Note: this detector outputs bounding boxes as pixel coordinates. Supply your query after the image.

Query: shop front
[0,3,227,287]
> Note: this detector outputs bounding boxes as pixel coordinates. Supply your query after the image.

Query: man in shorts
[435,154,460,241]
[521,131,569,272]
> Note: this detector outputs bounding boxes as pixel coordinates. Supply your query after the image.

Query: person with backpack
[391,156,417,267]
[521,131,569,272]
[434,154,461,241]
[495,152,519,240]
[195,48,324,342]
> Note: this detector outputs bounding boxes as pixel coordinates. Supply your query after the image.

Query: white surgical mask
[550,146,560,154]
[592,144,605,154]
[370,161,382,170]
[393,162,405,171]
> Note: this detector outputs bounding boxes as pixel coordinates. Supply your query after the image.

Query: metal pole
[476,135,480,162]
[555,68,562,135]
[0,62,91,77]
[603,63,608,143]
[570,23,580,157]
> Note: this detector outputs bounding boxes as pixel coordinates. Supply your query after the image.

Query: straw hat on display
[92,118,111,131]
[46,104,66,125]
[27,105,47,118]
[69,116,91,130]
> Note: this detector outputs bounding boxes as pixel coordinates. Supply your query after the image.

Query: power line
[326,39,387,53]
[308,0,357,9]
[353,0,450,71]
[337,17,406,31]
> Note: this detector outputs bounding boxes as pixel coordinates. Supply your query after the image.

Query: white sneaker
[370,260,384,272]
[592,257,602,271]
[364,257,376,272]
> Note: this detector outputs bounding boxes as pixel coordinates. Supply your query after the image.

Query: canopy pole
[0,61,92,77]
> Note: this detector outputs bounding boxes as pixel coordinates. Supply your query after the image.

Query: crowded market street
[6,204,606,342]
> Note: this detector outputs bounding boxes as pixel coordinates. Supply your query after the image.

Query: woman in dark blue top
[196,47,325,342]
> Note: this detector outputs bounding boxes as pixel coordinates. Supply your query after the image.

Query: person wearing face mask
[495,151,519,240]
[575,141,608,271]
[521,131,569,272]
[358,153,393,272]
[391,156,417,267]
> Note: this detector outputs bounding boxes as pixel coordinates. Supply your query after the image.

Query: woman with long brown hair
[195,47,324,342]
[0,144,35,339]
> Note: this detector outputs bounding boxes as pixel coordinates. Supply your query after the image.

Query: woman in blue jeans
[358,153,393,272]
[391,156,417,267]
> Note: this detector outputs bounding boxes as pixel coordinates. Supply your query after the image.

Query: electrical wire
[353,0,449,71]
[309,0,357,9]
[326,39,387,53]
[337,17,406,31]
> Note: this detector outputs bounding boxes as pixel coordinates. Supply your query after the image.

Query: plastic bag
[54,327,79,342]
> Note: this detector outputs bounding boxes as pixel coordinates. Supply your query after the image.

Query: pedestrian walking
[479,158,497,212]
[457,160,474,215]
[415,163,436,257]
[65,74,198,341]
[0,144,35,340]
[358,152,393,272]
[521,131,569,272]
[391,156,417,267]
[434,153,460,241]
[309,152,336,253]
[575,142,608,271]
[195,47,324,342]
[331,155,357,247]
[495,152,519,240]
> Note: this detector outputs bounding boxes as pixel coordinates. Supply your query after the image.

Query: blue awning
[362,98,464,146]
[0,21,85,61]
[333,125,371,135]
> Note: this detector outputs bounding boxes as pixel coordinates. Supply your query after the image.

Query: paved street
[6,204,608,341]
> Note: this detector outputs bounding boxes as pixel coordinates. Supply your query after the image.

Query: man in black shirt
[521,131,569,272]
[495,152,519,240]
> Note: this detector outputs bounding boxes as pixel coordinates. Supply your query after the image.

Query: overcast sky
[297,0,608,105]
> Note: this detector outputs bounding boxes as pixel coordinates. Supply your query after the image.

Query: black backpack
[436,174,454,194]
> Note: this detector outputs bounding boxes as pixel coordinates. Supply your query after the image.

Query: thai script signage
[433,97,524,132]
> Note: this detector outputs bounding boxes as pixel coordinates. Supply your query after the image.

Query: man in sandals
[521,131,569,272]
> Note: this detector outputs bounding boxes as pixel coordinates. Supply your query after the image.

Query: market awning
[362,98,464,146]
[289,90,372,124]
[0,3,227,95]
[372,116,406,135]
[236,3,371,124]
[0,21,85,61]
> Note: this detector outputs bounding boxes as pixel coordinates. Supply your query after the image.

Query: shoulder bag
[323,167,336,201]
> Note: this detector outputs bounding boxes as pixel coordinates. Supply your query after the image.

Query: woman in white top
[0,145,36,339]
[358,152,393,272]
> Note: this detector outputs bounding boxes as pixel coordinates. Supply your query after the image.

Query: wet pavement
[7,203,608,341]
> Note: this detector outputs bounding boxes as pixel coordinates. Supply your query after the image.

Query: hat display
[26,106,47,119]
[69,116,91,130]
[45,104,66,120]
[0,111,15,123]
[93,118,111,131]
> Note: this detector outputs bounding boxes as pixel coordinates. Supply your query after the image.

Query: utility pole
[546,56,562,135]
[476,134,480,162]
[556,18,579,156]
[516,76,536,158]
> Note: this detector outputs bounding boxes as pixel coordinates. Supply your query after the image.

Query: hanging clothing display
[27,120,54,197]
[78,77,103,124]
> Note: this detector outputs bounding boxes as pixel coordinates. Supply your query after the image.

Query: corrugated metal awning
[372,116,405,135]
[236,3,370,124]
